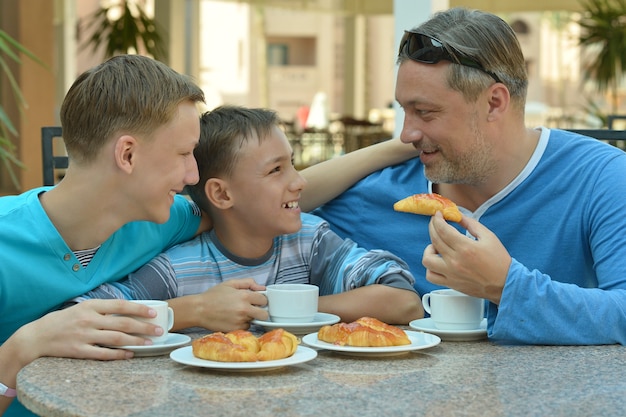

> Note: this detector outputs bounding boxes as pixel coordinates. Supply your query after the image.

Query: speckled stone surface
[17,331,626,417]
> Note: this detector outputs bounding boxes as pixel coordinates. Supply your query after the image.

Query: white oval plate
[115,333,191,357]
[169,345,317,372]
[409,318,488,342]
[301,330,440,357]
[251,312,340,336]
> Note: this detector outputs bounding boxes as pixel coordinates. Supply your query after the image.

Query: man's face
[395,60,496,186]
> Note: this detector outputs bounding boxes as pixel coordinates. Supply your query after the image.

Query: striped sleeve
[71,254,179,301]
[308,221,416,295]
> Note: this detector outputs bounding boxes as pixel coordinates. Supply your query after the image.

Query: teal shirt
[0,189,201,417]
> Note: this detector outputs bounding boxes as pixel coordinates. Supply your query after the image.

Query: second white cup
[262,284,319,323]
[129,300,174,344]
[422,289,484,330]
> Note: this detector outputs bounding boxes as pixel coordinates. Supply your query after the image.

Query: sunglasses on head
[398,30,502,84]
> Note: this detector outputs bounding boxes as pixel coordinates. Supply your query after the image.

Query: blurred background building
[1,0,625,194]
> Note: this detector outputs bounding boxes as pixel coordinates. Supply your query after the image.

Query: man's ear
[113,135,138,174]
[486,83,510,122]
[205,178,234,209]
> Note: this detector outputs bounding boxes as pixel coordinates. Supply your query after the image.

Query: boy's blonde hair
[60,55,205,163]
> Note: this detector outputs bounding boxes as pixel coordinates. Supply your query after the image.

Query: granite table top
[17,330,626,417]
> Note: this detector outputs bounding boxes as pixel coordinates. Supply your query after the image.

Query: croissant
[393,193,462,222]
[257,328,299,361]
[225,329,260,353]
[192,329,299,362]
[318,317,411,347]
[355,317,409,340]
[192,331,258,362]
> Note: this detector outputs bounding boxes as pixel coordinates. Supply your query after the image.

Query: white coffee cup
[261,284,319,323]
[129,300,174,344]
[422,289,484,330]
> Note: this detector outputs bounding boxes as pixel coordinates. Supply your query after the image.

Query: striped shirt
[76,213,415,301]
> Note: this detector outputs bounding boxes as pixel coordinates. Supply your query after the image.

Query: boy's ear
[205,178,234,209]
[114,135,138,174]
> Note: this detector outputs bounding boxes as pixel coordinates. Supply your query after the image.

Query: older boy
[0,54,211,417]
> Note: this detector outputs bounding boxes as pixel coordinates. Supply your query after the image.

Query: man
[314,7,626,345]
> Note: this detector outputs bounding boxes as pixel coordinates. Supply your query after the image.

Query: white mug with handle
[129,300,174,344]
[422,289,484,330]
[259,284,319,323]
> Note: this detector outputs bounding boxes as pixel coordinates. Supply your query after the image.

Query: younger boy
[76,106,423,327]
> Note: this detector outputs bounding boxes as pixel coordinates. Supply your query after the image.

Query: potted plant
[0,29,46,188]
[1,1,166,191]
[577,0,626,116]
[80,0,167,60]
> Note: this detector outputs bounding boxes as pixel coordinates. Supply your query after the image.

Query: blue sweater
[314,128,626,345]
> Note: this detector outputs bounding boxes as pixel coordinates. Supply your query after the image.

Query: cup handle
[166,307,174,331]
[422,294,432,315]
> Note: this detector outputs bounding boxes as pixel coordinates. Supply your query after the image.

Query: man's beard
[424,117,495,186]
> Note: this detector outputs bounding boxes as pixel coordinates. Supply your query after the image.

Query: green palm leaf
[0,29,46,189]
[79,0,167,61]
[578,0,626,113]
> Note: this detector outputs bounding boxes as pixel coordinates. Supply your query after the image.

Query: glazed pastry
[192,332,258,362]
[393,193,462,222]
[318,317,411,347]
[355,317,409,340]
[192,329,299,362]
[224,329,260,354]
[257,329,299,361]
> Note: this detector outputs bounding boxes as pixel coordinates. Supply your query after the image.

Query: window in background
[268,44,288,66]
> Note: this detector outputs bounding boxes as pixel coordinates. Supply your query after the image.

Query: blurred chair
[41,126,67,186]
[299,127,336,166]
[338,116,390,154]
[565,129,626,150]
[280,120,305,168]
[607,115,626,130]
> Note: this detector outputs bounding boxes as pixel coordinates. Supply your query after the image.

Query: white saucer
[409,318,488,342]
[251,312,340,336]
[169,345,317,371]
[117,333,192,357]
[301,331,440,357]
